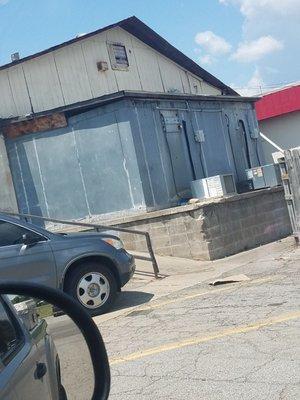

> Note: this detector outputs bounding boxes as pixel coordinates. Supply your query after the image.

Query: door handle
[34,362,47,379]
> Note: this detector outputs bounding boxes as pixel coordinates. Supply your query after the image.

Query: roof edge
[0,90,259,126]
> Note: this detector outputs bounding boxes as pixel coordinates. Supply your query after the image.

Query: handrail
[0,211,160,278]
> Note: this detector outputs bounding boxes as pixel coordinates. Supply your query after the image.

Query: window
[108,43,129,70]
[0,298,23,365]
[0,220,44,247]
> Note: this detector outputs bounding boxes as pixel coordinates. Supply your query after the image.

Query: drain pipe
[259,131,284,152]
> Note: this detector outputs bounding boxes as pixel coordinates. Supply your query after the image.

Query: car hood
[58,231,120,241]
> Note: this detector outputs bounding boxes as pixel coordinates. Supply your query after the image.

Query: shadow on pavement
[111,290,154,312]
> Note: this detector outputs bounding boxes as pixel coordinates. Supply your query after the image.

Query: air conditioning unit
[191,174,236,199]
[246,164,282,190]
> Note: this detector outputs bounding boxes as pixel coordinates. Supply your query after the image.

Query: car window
[0,299,23,365]
[0,220,43,247]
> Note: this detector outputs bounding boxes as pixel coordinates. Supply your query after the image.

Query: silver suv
[0,214,135,315]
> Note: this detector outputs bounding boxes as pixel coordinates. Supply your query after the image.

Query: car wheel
[64,262,117,316]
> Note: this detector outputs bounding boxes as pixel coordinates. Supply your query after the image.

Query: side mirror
[22,233,40,247]
[0,282,110,400]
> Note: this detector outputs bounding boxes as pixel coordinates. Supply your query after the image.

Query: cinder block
[171,244,192,258]
[190,247,210,260]
[170,233,188,246]
[205,225,221,239]
[183,219,199,232]
[149,225,169,237]
[167,223,186,235]
[186,231,203,242]
[155,246,173,257]
[152,235,171,248]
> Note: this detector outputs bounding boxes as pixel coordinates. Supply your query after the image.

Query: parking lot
[48,238,300,399]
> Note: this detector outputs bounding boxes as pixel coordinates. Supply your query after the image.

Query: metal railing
[0,211,160,278]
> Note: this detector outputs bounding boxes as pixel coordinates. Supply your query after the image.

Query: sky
[0,0,299,95]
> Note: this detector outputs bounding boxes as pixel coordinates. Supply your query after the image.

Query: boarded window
[108,43,129,70]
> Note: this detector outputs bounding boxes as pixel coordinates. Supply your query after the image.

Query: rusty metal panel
[3,113,67,139]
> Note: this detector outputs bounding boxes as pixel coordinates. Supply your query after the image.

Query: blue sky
[0,0,299,94]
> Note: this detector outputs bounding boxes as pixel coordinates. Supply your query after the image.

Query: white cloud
[233,68,265,96]
[219,0,299,92]
[231,35,283,62]
[199,54,213,65]
[219,0,300,18]
[195,31,232,55]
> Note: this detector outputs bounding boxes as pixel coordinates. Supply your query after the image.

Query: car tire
[59,384,68,400]
[64,262,118,316]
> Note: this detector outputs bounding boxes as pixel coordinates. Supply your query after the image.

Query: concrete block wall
[116,209,210,260]
[202,188,291,259]
[112,187,291,260]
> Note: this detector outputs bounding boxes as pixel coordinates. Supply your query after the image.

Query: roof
[255,83,300,121]
[0,90,259,126]
[0,16,237,96]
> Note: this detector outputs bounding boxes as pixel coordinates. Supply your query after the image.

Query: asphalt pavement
[47,238,300,399]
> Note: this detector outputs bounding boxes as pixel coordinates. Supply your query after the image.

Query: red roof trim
[255,85,300,121]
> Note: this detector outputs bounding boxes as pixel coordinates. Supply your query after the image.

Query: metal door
[160,110,195,198]
[237,119,251,182]
[191,110,232,177]
[227,118,251,183]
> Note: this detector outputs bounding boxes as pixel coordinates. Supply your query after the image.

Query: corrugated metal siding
[7,65,32,116]
[0,70,17,117]
[81,35,119,96]
[54,43,93,105]
[130,36,164,92]
[22,54,65,112]
[157,55,184,93]
[0,27,222,119]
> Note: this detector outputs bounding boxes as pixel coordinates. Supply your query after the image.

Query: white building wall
[0,27,222,119]
[259,111,300,163]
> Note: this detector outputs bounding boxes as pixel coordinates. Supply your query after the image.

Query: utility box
[246,164,282,190]
[191,174,236,199]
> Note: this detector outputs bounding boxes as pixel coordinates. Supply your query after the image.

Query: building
[255,82,300,163]
[0,16,265,223]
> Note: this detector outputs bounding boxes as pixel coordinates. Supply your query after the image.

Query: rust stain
[3,113,67,139]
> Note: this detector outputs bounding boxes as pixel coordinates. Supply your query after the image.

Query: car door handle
[34,362,47,379]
